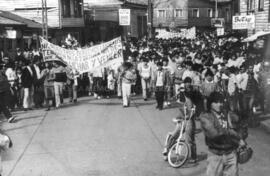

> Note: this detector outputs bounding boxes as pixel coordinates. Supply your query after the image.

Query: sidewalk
[258,113,270,133]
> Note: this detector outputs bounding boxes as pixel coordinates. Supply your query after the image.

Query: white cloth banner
[156,27,196,39]
[40,37,124,74]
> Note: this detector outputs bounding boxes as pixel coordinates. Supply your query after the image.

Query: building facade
[0,0,85,45]
[84,0,148,42]
[240,0,270,33]
[0,10,42,58]
[153,0,188,28]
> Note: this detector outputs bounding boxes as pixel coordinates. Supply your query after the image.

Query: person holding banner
[121,62,137,108]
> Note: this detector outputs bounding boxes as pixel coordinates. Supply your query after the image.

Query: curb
[260,121,270,134]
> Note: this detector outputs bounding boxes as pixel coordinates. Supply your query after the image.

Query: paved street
[1,96,270,176]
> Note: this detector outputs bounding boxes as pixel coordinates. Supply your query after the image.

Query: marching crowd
[0,31,270,122]
[0,30,270,175]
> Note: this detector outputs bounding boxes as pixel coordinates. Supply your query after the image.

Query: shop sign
[5,30,17,39]
[216,28,224,36]
[232,15,255,30]
[119,9,130,26]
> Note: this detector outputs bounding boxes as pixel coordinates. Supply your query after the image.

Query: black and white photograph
[0,0,270,175]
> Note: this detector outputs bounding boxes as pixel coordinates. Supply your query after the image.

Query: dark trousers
[155,86,164,108]
[0,92,12,119]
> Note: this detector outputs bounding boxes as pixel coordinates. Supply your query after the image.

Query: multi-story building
[0,10,42,57]
[153,0,238,30]
[153,0,188,28]
[84,0,147,42]
[0,0,85,45]
[240,0,270,33]
[189,0,236,29]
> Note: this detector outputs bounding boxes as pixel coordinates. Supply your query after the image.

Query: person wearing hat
[152,62,170,110]
[200,91,246,176]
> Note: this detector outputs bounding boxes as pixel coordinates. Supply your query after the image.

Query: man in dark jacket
[200,92,246,176]
[21,61,34,110]
[0,67,16,123]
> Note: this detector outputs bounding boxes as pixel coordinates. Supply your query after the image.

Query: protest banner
[156,27,196,39]
[40,37,124,74]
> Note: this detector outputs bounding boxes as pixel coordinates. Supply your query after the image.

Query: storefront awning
[242,31,270,42]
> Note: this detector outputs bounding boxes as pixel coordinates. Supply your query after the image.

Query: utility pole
[147,0,153,39]
[41,0,48,39]
[215,0,218,19]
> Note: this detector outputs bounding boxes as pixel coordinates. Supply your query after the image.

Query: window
[225,8,230,22]
[258,0,264,11]
[207,9,213,18]
[174,9,183,17]
[157,10,166,18]
[61,0,71,17]
[74,0,83,17]
[247,0,255,12]
[192,9,199,18]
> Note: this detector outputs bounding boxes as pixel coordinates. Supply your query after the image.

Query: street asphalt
[1,96,270,176]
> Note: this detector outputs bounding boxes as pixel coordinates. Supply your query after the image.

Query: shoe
[164,102,168,107]
[167,102,171,106]
[8,116,16,123]
[187,159,197,164]
[45,107,50,111]
[73,99,77,103]
[163,155,168,161]
[159,107,163,111]
[123,105,128,108]
[144,98,147,101]
[162,148,168,155]
[97,96,101,100]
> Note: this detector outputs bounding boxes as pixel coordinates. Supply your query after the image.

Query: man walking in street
[200,92,246,176]
[152,62,170,110]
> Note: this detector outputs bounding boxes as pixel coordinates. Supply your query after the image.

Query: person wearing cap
[139,57,151,101]
[200,91,246,176]
[152,62,170,110]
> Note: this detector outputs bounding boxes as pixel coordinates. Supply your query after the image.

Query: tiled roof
[0,16,25,25]
[0,10,42,28]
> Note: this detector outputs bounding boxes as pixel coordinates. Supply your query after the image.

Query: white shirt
[5,68,16,86]
[34,64,41,79]
[182,70,195,81]
[156,71,164,87]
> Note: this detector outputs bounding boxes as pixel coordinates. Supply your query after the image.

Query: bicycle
[166,105,196,168]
